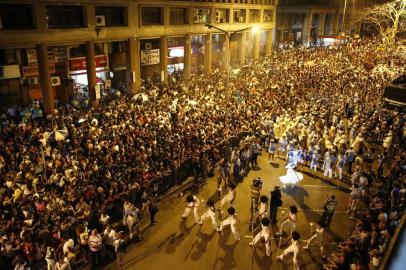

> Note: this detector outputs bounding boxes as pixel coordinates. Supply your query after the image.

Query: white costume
[304,227,325,255]
[279,212,297,234]
[182,196,200,223]
[279,164,303,186]
[220,189,236,208]
[251,224,271,256]
[278,239,301,270]
[218,214,240,240]
[256,201,268,219]
[199,205,218,229]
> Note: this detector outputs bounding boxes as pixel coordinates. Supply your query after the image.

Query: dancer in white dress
[279,163,304,187]
[279,150,304,187]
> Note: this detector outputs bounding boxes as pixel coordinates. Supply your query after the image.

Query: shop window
[263,10,273,23]
[233,9,246,23]
[0,4,34,30]
[215,9,229,24]
[249,10,260,23]
[170,8,188,25]
[193,8,211,24]
[95,6,127,27]
[140,7,163,26]
[47,5,85,29]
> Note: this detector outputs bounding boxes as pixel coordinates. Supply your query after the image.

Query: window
[249,10,260,23]
[215,9,229,24]
[170,8,188,25]
[193,8,211,24]
[0,4,34,30]
[95,6,126,27]
[47,5,85,29]
[263,10,273,23]
[140,7,163,26]
[233,9,246,23]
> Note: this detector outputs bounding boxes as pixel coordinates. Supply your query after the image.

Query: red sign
[69,55,108,71]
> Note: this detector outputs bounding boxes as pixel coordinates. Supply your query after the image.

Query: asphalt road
[103,152,359,270]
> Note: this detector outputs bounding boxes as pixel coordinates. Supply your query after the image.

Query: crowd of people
[0,37,405,270]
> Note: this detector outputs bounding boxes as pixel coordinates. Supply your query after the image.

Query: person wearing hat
[217,206,240,241]
[249,217,272,256]
[270,186,282,224]
[277,231,301,270]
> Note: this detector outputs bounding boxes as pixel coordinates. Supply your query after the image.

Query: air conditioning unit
[28,77,39,85]
[95,15,106,26]
[239,17,244,22]
[51,76,61,86]
[145,43,152,50]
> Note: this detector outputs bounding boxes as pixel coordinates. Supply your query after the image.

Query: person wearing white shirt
[182,194,200,223]
[250,217,272,256]
[276,205,298,236]
[199,199,218,230]
[217,207,240,241]
[303,221,326,258]
[277,231,301,270]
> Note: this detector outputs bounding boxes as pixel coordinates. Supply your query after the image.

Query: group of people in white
[181,186,327,269]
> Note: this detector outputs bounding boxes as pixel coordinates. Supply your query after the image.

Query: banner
[141,49,160,66]
[69,55,108,72]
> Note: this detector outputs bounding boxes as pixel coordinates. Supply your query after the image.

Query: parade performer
[249,217,272,256]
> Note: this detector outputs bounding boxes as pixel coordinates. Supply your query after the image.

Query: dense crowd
[0,38,405,270]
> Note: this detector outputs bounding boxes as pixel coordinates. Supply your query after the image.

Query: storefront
[140,38,161,80]
[191,34,205,71]
[22,47,68,102]
[167,36,185,75]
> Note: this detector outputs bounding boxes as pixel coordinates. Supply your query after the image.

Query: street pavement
[103,152,361,270]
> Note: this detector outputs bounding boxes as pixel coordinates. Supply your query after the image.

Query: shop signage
[69,55,108,72]
[21,63,66,77]
[141,49,160,66]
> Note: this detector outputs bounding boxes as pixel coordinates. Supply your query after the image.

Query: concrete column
[184,34,192,79]
[318,13,326,36]
[126,38,141,94]
[223,35,230,71]
[36,44,54,114]
[265,30,273,56]
[160,36,168,84]
[239,31,246,65]
[302,12,313,47]
[253,31,260,60]
[85,41,98,107]
[204,33,212,73]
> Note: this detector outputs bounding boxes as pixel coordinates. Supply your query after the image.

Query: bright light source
[251,25,260,33]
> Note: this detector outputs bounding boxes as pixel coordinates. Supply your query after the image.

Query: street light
[204,23,259,98]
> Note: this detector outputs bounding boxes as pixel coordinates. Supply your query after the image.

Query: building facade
[0,0,277,111]
[275,0,340,47]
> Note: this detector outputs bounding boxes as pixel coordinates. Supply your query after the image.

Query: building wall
[0,0,277,108]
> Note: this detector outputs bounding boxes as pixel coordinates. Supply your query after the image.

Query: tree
[357,0,406,44]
